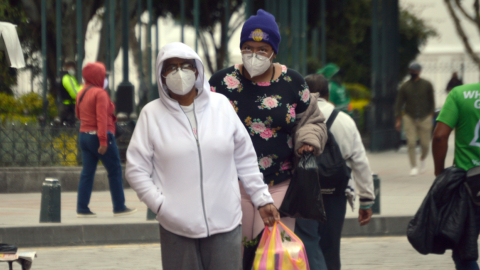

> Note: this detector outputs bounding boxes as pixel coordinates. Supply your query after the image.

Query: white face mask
[103,78,109,89]
[164,69,196,96]
[67,68,76,76]
[242,52,274,78]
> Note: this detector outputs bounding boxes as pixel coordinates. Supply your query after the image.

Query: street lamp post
[116,0,135,115]
[41,0,47,124]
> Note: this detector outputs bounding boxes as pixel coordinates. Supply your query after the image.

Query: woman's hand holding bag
[253,221,310,270]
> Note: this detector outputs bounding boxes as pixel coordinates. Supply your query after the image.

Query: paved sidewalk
[0,139,456,246]
[18,237,457,270]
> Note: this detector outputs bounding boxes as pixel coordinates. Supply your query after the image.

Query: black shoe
[77,211,97,218]
[114,207,137,217]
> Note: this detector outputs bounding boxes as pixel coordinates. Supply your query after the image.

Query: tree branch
[474,0,480,24]
[228,16,244,39]
[453,0,476,23]
[446,0,480,69]
[198,31,215,75]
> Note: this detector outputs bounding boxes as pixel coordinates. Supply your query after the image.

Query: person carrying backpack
[305,74,375,270]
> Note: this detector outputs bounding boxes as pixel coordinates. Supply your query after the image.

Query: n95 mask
[164,69,196,96]
[242,52,274,78]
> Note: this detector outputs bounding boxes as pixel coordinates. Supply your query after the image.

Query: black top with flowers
[209,64,310,186]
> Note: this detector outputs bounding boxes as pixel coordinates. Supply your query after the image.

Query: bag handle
[326,109,339,130]
[78,85,94,105]
[76,85,94,120]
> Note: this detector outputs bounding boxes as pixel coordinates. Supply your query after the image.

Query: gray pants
[160,225,242,270]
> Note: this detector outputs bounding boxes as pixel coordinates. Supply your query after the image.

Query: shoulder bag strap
[78,86,94,105]
[326,109,339,130]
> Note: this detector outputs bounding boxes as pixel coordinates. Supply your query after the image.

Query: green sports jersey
[436,83,480,170]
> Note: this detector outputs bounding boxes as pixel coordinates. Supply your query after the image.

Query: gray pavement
[0,139,459,246]
[17,237,458,270]
[1,140,455,226]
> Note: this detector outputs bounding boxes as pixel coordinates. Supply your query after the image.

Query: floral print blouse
[209,64,310,186]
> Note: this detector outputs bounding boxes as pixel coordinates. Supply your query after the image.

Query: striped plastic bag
[253,221,310,270]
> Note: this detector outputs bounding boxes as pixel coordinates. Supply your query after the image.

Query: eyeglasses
[241,49,272,60]
[162,63,196,75]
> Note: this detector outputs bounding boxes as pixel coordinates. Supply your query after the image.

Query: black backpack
[316,109,352,196]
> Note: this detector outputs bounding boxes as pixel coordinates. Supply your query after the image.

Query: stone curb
[0,166,129,193]
[0,216,412,247]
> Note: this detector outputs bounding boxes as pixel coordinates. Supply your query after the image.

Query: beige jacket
[293,92,328,158]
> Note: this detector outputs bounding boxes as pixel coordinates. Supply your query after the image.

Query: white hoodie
[126,42,274,238]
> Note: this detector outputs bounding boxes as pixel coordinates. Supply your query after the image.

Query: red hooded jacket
[75,62,116,146]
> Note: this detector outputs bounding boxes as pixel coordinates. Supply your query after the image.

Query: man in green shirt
[433,82,480,269]
[394,63,435,176]
[58,61,82,126]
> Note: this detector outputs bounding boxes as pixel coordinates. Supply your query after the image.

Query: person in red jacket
[75,62,136,217]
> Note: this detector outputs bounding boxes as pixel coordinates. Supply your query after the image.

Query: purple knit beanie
[240,9,281,54]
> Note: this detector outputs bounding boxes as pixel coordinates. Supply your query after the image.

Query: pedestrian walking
[394,62,435,176]
[446,72,463,93]
[208,9,328,269]
[75,62,136,218]
[305,74,375,270]
[126,42,280,270]
[57,61,82,126]
[433,82,480,270]
[317,63,352,115]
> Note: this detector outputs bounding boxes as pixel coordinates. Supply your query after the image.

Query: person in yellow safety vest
[58,61,82,126]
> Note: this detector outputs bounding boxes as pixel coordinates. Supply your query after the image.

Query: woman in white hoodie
[126,42,279,270]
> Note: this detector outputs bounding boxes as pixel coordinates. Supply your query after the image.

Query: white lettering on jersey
[464,91,480,99]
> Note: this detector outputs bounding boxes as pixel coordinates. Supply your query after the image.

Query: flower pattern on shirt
[258,154,278,170]
[222,73,243,92]
[210,86,216,92]
[208,64,310,186]
[230,100,239,113]
[286,103,297,124]
[287,135,293,149]
[280,160,292,172]
[299,87,310,103]
[256,95,282,110]
[245,116,281,141]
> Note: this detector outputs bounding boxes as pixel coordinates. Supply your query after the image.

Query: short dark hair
[305,74,329,99]
[64,61,76,69]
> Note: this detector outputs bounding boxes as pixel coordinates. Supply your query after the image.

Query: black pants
[58,103,76,126]
[318,195,347,270]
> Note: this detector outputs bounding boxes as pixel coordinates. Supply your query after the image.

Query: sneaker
[77,211,97,218]
[114,207,137,217]
[419,159,427,174]
[410,167,418,176]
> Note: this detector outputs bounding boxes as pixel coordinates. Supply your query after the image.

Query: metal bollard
[147,208,156,220]
[39,178,61,223]
[372,174,380,214]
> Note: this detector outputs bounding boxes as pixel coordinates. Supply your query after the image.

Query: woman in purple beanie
[209,9,328,269]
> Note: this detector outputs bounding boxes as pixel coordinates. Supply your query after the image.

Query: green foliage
[344,83,371,100]
[242,236,259,248]
[306,0,436,87]
[0,92,57,126]
[0,93,17,114]
[0,1,29,94]
[398,8,437,80]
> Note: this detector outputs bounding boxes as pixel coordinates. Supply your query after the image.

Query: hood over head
[317,63,340,80]
[155,42,211,112]
[82,62,106,87]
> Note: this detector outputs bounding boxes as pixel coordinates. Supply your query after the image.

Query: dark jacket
[407,167,478,261]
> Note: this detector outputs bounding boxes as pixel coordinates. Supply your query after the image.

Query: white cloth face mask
[67,68,76,76]
[164,69,196,96]
[103,78,109,89]
[242,52,274,78]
